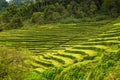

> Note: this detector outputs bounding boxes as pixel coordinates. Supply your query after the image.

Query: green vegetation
[0,0,8,10]
[0,0,120,80]
[0,47,30,80]
[0,0,120,30]
[0,18,120,79]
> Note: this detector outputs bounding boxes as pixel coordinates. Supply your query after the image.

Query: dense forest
[0,0,120,80]
[0,0,120,30]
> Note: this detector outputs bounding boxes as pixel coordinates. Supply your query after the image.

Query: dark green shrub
[0,17,23,31]
[0,22,8,31]
[111,8,119,17]
[1,12,10,23]
[0,47,29,80]
[51,12,61,22]
[102,0,120,17]
[8,17,23,29]
[31,12,44,24]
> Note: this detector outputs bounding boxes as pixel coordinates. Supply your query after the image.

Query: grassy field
[0,18,120,80]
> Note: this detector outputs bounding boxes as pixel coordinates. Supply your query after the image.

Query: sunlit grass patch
[114,23,120,26]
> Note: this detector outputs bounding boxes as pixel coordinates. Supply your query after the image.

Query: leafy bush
[8,17,23,29]
[89,51,120,80]
[31,12,44,24]
[51,12,61,22]
[0,14,23,31]
[0,47,29,80]
[0,22,8,31]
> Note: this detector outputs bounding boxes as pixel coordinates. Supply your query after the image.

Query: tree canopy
[0,0,120,30]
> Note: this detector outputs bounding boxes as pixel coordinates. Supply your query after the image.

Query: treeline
[0,0,120,30]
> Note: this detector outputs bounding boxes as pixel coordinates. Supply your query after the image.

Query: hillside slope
[0,18,120,79]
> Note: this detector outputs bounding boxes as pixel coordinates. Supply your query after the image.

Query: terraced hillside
[0,19,120,79]
[0,21,110,52]
[30,21,120,72]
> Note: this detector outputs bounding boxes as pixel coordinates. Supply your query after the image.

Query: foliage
[0,4,23,30]
[0,0,119,30]
[0,0,8,10]
[102,0,120,17]
[9,16,23,29]
[0,16,23,30]
[0,23,8,31]
[89,1,97,15]
[0,0,120,80]
[0,17,119,80]
[89,51,120,80]
[50,12,61,22]
[31,12,44,24]
[19,50,120,80]
[0,47,30,80]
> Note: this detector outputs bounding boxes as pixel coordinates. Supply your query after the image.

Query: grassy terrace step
[42,58,63,67]
[30,61,47,69]
[29,60,49,72]
[0,39,66,42]
[45,53,74,65]
[31,59,54,67]
[105,30,120,34]
[72,44,118,53]
[42,54,65,65]
[30,56,54,67]
[111,27,120,30]
[28,48,48,51]
[88,37,119,42]
[54,53,77,60]
[65,49,88,55]
[29,49,49,53]
[57,50,84,60]
[65,48,97,56]
[72,45,109,53]
[71,38,88,41]
[55,53,84,63]
[73,46,105,52]
[63,41,85,45]
[80,41,120,45]
[0,37,70,42]
[34,55,64,67]
[98,32,120,38]
[32,55,53,63]
[73,45,109,51]
[60,45,75,47]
